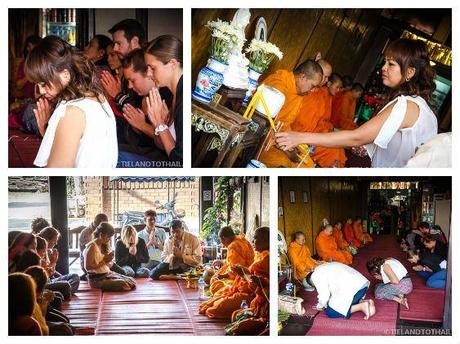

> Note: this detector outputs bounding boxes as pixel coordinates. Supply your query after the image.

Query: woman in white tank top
[275,38,438,168]
[25,36,117,168]
[367,257,413,309]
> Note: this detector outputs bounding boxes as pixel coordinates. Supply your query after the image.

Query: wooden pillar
[49,177,69,274]
[76,9,95,51]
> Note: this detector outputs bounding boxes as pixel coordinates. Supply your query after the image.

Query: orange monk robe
[334,90,358,130]
[209,235,255,295]
[228,273,269,336]
[199,250,270,320]
[315,231,352,265]
[332,225,349,250]
[287,241,317,281]
[258,70,315,168]
[352,221,373,244]
[331,90,345,128]
[291,87,347,167]
[343,223,361,248]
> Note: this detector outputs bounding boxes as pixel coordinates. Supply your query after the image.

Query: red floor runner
[62,278,226,335]
[399,288,445,322]
[60,281,101,335]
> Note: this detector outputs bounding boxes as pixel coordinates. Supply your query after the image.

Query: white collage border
[2,0,458,343]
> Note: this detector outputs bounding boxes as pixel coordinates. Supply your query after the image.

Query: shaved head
[317,59,332,86]
[293,59,323,95]
[327,73,343,96]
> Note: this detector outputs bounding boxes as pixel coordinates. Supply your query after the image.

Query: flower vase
[244,68,263,104]
[192,58,228,103]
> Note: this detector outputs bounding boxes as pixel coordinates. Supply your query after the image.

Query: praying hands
[101,71,122,98]
[33,97,52,137]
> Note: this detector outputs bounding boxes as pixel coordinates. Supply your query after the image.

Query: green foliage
[201,177,242,240]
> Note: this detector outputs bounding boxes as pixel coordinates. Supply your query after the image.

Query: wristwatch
[155,124,169,136]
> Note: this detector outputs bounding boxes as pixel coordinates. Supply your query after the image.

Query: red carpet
[62,279,226,335]
[399,288,445,322]
[304,235,446,335]
[8,129,41,167]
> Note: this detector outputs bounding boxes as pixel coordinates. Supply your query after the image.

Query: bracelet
[155,124,169,136]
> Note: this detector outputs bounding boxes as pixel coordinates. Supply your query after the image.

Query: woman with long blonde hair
[115,225,150,277]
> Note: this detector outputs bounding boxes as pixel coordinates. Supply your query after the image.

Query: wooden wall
[192,9,384,85]
[278,177,366,254]
[245,177,270,242]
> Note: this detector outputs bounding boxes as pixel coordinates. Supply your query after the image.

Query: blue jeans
[325,286,368,319]
[149,262,189,280]
[417,270,446,289]
[121,265,151,277]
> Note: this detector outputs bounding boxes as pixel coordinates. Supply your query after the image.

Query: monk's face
[324,226,333,236]
[352,89,363,100]
[295,234,305,245]
[219,235,232,247]
[336,223,342,230]
[253,229,269,252]
[328,80,342,96]
[347,219,352,224]
[296,73,322,95]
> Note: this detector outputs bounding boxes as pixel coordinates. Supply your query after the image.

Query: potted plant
[192,19,244,103]
[244,39,283,102]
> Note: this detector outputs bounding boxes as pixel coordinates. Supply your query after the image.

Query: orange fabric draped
[291,87,347,167]
[287,241,317,281]
[331,90,358,130]
[209,236,255,295]
[331,90,344,128]
[315,231,352,265]
[258,70,315,168]
[332,225,349,249]
[352,221,373,244]
[343,223,361,248]
[199,250,270,320]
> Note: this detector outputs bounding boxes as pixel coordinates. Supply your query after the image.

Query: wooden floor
[61,279,227,335]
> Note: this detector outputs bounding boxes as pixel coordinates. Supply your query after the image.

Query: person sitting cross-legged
[149,220,202,280]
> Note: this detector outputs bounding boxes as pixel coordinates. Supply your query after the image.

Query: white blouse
[34,97,118,168]
[83,240,110,274]
[365,95,437,167]
[381,258,408,284]
[311,262,370,317]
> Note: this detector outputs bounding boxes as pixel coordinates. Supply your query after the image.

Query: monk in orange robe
[291,72,347,167]
[209,226,254,295]
[258,60,323,168]
[352,217,373,245]
[331,222,350,250]
[315,224,352,265]
[343,218,361,248]
[330,83,363,130]
[287,231,319,281]
[199,227,270,320]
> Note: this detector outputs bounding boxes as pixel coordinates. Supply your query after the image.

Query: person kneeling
[115,225,150,277]
[84,222,136,291]
[306,262,375,320]
[150,220,202,280]
[367,257,412,309]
